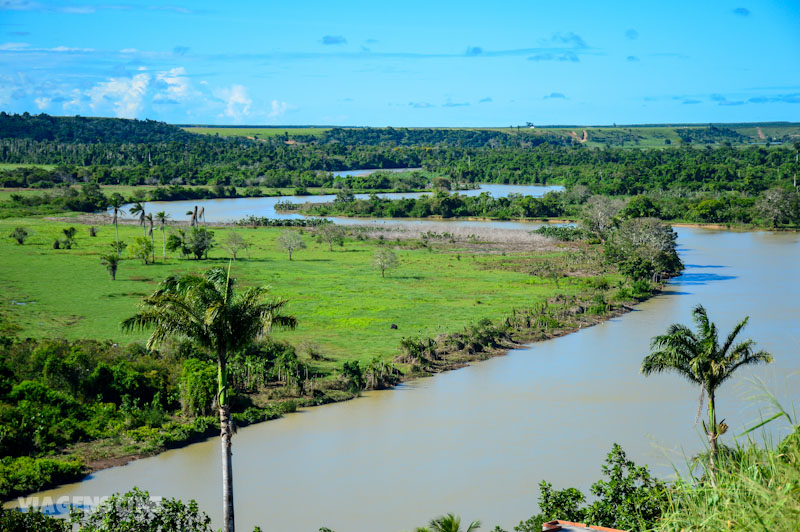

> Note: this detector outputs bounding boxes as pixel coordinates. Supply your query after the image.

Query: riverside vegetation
[2,301,793,532]
[2,114,800,229]
[0,208,679,501]
[0,114,795,530]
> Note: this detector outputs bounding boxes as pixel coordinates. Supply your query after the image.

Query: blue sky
[1,0,799,126]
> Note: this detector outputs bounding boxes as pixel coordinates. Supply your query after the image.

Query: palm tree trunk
[707,391,717,482]
[220,402,235,532]
[115,219,120,258]
[218,357,235,532]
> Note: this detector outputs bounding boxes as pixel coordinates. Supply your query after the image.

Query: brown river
[16,225,800,532]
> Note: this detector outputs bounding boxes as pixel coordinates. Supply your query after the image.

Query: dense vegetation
[0,112,193,143]
[0,212,672,499]
[0,334,320,500]
[2,115,798,194]
[3,114,799,228]
[0,114,796,528]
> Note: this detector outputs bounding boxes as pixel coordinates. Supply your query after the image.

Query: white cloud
[62,89,84,111]
[0,42,29,50]
[120,48,138,53]
[0,42,94,52]
[217,84,252,121]
[34,96,50,109]
[88,73,150,118]
[156,67,190,101]
[49,45,95,52]
[268,99,292,118]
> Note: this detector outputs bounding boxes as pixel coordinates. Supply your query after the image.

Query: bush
[69,488,213,532]
[0,507,69,532]
[128,236,153,265]
[532,225,585,241]
[180,359,217,416]
[514,444,666,532]
[9,226,28,245]
[0,456,84,500]
[187,227,215,260]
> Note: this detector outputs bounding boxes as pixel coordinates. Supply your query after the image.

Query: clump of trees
[604,218,682,282]
[166,227,215,260]
[506,444,667,532]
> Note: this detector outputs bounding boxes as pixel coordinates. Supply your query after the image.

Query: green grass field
[179,123,799,147]
[0,218,592,371]
[182,127,331,139]
[0,163,57,170]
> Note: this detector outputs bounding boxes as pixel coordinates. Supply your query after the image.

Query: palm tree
[155,211,169,262]
[109,194,125,258]
[145,213,155,264]
[130,201,147,236]
[100,253,120,280]
[641,304,772,473]
[121,267,297,532]
[421,513,481,532]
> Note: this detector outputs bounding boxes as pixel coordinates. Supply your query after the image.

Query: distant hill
[0,112,193,143]
[183,122,800,148]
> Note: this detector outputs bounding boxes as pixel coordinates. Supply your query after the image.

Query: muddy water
[20,228,800,531]
[118,183,563,223]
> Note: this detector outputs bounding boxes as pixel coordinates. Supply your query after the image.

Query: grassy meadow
[179,123,800,147]
[182,126,331,139]
[0,217,600,372]
[0,185,347,203]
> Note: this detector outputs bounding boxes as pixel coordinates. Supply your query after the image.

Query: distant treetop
[0,112,194,143]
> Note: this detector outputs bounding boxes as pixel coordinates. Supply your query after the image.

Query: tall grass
[657,382,800,531]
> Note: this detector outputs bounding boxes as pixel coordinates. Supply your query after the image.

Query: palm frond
[720,315,749,356]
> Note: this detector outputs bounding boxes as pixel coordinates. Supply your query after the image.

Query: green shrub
[0,456,84,500]
[69,488,213,532]
[0,507,68,532]
[532,225,586,241]
[179,359,217,416]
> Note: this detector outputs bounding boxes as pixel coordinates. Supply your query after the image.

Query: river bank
[8,283,653,502]
[7,227,798,532]
[0,213,657,501]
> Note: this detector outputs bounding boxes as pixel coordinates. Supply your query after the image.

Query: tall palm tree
[130,201,147,236]
[145,213,155,264]
[155,211,169,262]
[122,267,297,532]
[641,304,772,473]
[422,513,481,532]
[109,194,125,258]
